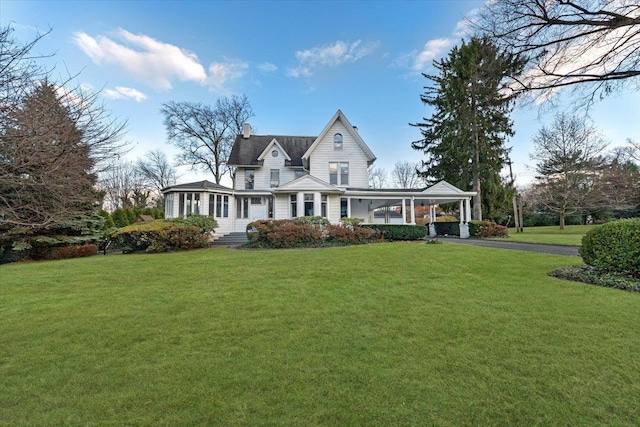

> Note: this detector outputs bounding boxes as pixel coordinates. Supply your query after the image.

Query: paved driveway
[438,237,580,256]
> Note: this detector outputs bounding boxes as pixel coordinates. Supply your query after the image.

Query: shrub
[245,219,380,248]
[299,216,331,226]
[41,244,98,260]
[436,215,458,222]
[551,265,640,293]
[111,220,209,253]
[362,224,427,240]
[579,218,640,278]
[340,217,364,227]
[473,220,509,238]
[433,221,459,236]
[170,215,218,234]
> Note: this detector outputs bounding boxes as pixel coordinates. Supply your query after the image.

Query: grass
[500,224,597,245]
[2,243,640,425]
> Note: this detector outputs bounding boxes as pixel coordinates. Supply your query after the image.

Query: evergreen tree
[412,37,523,220]
[1,82,98,228]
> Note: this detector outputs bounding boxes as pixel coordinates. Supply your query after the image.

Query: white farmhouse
[163,110,476,238]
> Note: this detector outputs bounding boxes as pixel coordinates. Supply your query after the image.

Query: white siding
[308,120,370,188]
[275,194,290,219]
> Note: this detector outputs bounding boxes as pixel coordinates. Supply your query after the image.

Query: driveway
[438,237,580,256]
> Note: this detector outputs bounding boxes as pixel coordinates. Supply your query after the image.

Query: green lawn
[2,243,640,425]
[501,224,596,245]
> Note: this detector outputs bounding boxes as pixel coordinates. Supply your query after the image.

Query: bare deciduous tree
[368,166,387,189]
[390,161,423,189]
[474,0,640,103]
[161,94,254,184]
[530,113,608,229]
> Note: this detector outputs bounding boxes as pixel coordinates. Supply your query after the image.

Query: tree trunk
[471,90,482,220]
[559,213,565,230]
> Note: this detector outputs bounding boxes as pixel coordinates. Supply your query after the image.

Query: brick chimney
[243,123,252,139]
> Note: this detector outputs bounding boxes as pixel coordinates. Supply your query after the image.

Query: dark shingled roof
[162,180,231,192]
[228,135,316,167]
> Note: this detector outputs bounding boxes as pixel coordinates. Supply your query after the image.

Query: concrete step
[212,232,249,246]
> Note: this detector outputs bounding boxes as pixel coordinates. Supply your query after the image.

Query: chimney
[243,123,252,139]
[353,126,358,133]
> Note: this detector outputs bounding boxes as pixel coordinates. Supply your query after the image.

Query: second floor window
[245,169,255,190]
[270,169,280,188]
[329,162,349,186]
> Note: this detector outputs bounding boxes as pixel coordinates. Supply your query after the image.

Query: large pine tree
[412,36,523,220]
[1,82,98,228]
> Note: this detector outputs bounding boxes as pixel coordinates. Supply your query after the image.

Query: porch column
[459,199,470,239]
[314,192,321,217]
[347,197,352,218]
[401,199,406,224]
[429,204,436,237]
[410,197,416,225]
[465,198,472,223]
[297,191,304,217]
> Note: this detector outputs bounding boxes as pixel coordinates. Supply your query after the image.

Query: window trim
[334,133,343,150]
[245,169,255,190]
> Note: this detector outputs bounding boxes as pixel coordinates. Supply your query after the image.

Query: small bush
[473,220,509,238]
[170,214,218,234]
[340,217,364,227]
[111,220,209,253]
[551,265,640,293]
[41,244,99,260]
[436,215,457,222]
[245,219,379,248]
[433,221,459,236]
[579,218,640,278]
[362,224,427,240]
[299,216,330,226]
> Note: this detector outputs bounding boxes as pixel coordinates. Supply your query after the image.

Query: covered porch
[345,181,477,238]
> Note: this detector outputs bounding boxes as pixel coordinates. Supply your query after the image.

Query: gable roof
[257,138,292,161]
[273,174,344,193]
[421,180,469,195]
[302,110,376,164]
[228,135,315,167]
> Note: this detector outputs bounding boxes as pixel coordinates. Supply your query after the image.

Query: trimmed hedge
[579,218,640,278]
[434,221,459,236]
[473,220,509,238]
[110,220,210,253]
[246,219,380,249]
[362,224,427,240]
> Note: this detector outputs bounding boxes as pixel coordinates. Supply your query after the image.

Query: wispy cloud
[104,86,147,102]
[258,62,278,73]
[288,40,380,78]
[207,58,249,94]
[73,28,246,93]
[401,38,454,74]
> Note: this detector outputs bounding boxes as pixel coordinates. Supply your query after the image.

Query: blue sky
[3,0,639,187]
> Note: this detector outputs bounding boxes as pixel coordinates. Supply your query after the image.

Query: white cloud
[288,40,380,77]
[258,62,278,73]
[73,28,247,93]
[206,59,249,94]
[411,38,453,72]
[104,86,147,102]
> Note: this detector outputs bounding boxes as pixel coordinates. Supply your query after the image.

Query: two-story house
[163,110,476,237]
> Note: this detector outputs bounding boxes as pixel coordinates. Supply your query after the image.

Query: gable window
[245,169,255,190]
[271,149,278,158]
[290,194,298,218]
[270,169,280,188]
[304,194,314,216]
[329,162,349,186]
[334,133,343,150]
